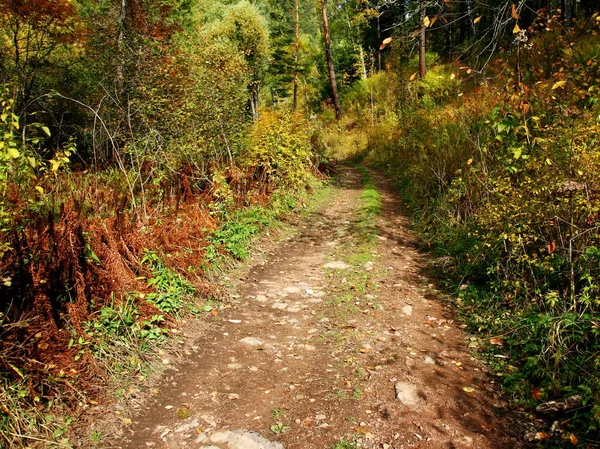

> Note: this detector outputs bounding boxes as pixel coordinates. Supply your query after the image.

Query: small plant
[333,439,359,449]
[270,422,289,435]
[271,408,284,420]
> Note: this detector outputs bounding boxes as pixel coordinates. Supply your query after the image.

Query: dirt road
[109,167,520,449]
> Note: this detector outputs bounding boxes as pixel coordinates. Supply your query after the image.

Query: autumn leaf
[463,386,475,393]
[547,241,556,254]
[423,16,430,27]
[409,72,418,81]
[531,388,543,400]
[450,73,456,80]
[513,24,521,34]
[490,337,504,346]
[474,15,482,24]
[552,80,567,90]
[511,4,521,19]
[382,37,392,45]
[569,434,578,444]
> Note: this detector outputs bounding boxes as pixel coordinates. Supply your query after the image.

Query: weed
[333,439,359,449]
[270,422,289,435]
[271,408,284,420]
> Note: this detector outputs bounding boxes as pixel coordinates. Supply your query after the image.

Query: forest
[1,0,600,447]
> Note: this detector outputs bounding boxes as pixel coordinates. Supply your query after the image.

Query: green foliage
[141,251,196,314]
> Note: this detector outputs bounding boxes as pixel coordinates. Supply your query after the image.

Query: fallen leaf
[122,418,132,425]
[463,386,475,393]
[552,80,566,90]
[359,348,370,353]
[569,433,578,444]
[531,388,543,400]
[513,24,521,34]
[490,337,504,346]
[354,425,373,435]
[474,15,482,24]
[211,309,219,316]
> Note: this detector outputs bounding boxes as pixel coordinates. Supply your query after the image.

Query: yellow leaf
[467,68,472,74]
[450,73,456,80]
[382,37,392,45]
[513,24,521,34]
[409,72,418,81]
[474,15,482,24]
[463,386,475,393]
[552,80,566,90]
[423,16,430,27]
[379,44,387,50]
[569,434,578,444]
[8,363,25,379]
[35,186,44,194]
[7,147,19,159]
[466,159,473,165]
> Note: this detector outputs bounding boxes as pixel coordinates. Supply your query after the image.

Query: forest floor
[84,166,523,449]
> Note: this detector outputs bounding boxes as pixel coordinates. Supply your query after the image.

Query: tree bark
[320,0,342,120]
[419,3,426,79]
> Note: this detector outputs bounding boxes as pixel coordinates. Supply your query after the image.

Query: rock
[240,337,264,347]
[423,356,436,365]
[364,261,375,271]
[206,430,284,449]
[395,382,421,406]
[271,302,288,310]
[254,295,268,303]
[323,261,350,270]
[283,286,301,294]
[401,305,413,316]
[174,419,199,433]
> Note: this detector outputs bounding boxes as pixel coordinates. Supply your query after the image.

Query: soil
[87,166,522,449]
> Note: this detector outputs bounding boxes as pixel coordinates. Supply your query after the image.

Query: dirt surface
[105,167,521,449]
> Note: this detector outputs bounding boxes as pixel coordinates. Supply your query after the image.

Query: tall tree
[320,0,342,120]
[293,0,300,111]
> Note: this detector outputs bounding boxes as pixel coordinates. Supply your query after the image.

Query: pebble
[239,337,264,346]
[394,382,421,406]
[323,261,350,269]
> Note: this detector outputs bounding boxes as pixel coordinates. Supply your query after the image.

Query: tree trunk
[320,0,342,120]
[419,3,426,78]
[292,0,300,112]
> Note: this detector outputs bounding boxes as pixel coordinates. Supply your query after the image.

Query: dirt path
[110,167,520,449]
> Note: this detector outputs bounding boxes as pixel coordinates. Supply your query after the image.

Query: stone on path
[323,261,350,270]
[401,304,413,316]
[239,337,263,347]
[395,382,421,406]
[201,430,284,449]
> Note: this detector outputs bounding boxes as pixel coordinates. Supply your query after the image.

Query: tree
[320,0,342,120]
